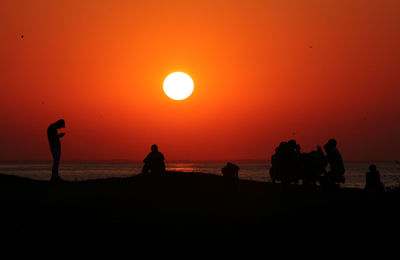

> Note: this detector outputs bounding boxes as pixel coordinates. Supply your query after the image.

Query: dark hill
[0,172,399,259]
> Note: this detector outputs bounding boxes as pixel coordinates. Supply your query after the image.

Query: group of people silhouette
[47,119,384,191]
[270,139,345,188]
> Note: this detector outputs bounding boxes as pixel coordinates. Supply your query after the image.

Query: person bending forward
[47,119,66,182]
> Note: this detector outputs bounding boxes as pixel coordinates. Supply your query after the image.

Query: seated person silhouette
[320,138,345,187]
[221,162,240,184]
[365,165,384,192]
[47,119,66,182]
[295,144,301,154]
[142,144,166,175]
[270,141,302,184]
[300,145,327,186]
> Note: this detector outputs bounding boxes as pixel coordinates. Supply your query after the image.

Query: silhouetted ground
[0,172,399,259]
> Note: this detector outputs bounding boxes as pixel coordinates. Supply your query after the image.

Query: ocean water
[0,161,399,189]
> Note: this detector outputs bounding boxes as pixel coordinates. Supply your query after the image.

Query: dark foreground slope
[0,172,399,259]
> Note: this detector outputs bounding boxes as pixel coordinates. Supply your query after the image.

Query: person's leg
[319,172,333,187]
[51,147,61,181]
[142,164,149,175]
[330,170,345,185]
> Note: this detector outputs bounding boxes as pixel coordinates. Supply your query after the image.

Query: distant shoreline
[0,160,398,163]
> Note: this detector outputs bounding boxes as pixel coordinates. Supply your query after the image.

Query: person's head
[369,164,377,172]
[288,139,297,150]
[151,144,158,152]
[55,119,65,129]
[328,138,337,147]
[278,142,288,152]
[324,138,337,152]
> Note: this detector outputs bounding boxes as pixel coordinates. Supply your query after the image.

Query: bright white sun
[163,72,194,100]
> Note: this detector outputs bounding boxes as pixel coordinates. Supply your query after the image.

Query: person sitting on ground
[320,138,345,187]
[365,165,384,192]
[221,162,240,184]
[270,147,280,183]
[142,144,166,175]
[295,144,301,155]
[287,139,302,184]
[270,142,289,183]
[270,141,300,184]
[288,139,297,151]
[300,145,327,186]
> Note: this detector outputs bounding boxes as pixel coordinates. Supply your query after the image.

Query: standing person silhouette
[47,119,66,182]
[142,144,165,175]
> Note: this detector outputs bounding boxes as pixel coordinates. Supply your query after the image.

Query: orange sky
[0,0,399,161]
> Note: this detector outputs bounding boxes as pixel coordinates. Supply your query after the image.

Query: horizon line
[0,159,398,164]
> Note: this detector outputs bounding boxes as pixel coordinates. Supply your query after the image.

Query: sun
[163,72,194,100]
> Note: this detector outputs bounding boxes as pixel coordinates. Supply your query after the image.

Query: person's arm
[144,154,150,163]
[377,172,381,183]
[59,133,66,138]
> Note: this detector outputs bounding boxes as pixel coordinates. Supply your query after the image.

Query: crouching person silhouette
[365,165,384,192]
[142,144,166,175]
[47,119,66,182]
[222,162,240,185]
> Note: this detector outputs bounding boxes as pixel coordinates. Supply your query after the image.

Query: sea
[0,161,399,189]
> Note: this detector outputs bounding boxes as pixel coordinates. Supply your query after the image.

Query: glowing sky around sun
[0,0,399,161]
